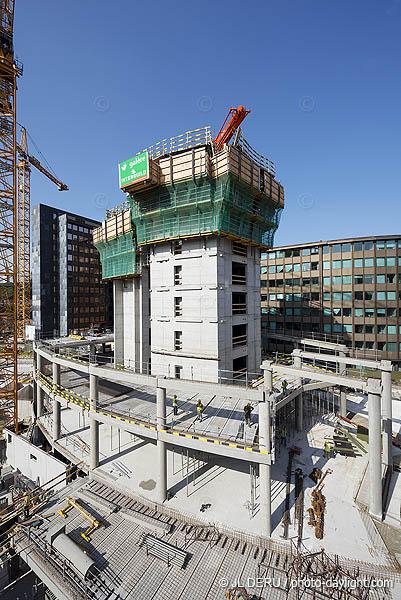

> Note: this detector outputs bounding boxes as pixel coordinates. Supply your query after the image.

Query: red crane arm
[213,105,250,152]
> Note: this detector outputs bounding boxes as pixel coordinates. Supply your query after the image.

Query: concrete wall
[5,430,66,490]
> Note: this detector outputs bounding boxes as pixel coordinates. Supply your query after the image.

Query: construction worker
[196,399,204,422]
[324,440,331,459]
[281,426,287,446]
[23,492,30,520]
[282,379,288,394]
[172,394,178,416]
[243,402,254,426]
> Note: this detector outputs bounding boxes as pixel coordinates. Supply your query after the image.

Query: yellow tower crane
[16,126,68,339]
[0,0,22,433]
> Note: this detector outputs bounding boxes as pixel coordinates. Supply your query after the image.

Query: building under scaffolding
[93,126,284,382]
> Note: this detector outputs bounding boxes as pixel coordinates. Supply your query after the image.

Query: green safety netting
[95,231,139,279]
[129,173,282,246]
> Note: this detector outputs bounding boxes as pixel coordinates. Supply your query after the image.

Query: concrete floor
[37,388,400,567]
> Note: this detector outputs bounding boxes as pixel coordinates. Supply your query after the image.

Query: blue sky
[15,0,401,246]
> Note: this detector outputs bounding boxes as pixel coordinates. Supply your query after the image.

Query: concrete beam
[90,374,99,470]
[272,363,367,391]
[258,399,272,536]
[298,350,381,370]
[156,386,167,503]
[36,352,44,418]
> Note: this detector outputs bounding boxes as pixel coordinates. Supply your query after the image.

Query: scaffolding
[130,173,283,246]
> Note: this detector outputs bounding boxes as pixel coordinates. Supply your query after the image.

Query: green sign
[119,151,149,188]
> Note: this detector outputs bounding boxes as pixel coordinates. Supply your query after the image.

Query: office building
[261,235,401,368]
[32,204,113,337]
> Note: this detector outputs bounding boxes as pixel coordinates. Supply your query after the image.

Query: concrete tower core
[94,127,284,382]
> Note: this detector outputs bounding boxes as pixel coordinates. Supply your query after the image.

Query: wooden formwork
[93,208,132,244]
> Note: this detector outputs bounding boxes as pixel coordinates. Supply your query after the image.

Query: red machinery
[213,105,250,152]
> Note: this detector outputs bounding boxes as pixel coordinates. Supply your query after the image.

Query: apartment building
[32,204,113,337]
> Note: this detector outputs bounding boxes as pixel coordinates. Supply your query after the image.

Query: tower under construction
[94,114,284,382]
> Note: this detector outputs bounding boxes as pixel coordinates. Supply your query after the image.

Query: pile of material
[308,489,326,539]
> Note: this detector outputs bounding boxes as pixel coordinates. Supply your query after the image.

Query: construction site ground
[34,369,401,571]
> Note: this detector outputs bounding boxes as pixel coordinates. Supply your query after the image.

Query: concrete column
[36,352,44,418]
[156,386,167,503]
[293,349,302,387]
[296,392,303,431]
[261,360,273,392]
[52,362,61,442]
[340,386,347,418]
[367,378,382,520]
[89,374,99,470]
[381,361,393,469]
[258,396,272,537]
[89,344,96,364]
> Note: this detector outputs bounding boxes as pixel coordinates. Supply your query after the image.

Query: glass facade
[261,236,401,367]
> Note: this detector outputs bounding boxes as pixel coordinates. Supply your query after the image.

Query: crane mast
[16,127,30,339]
[0,0,21,432]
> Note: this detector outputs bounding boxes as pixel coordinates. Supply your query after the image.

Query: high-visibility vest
[197,404,203,413]
[173,397,178,407]
[281,428,287,437]
[324,442,330,452]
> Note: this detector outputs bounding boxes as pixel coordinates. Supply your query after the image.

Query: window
[302,248,310,256]
[285,264,293,272]
[376,257,385,267]
[285,249,292,258]
[323,277,331,285]
[232,292,246,314]
[286,308,293,316]
[387,273,395,283]
[261,252,267,260]
[269,266,276,274]
[376,240,385,250]
[387,257,396,267]
[365,258,374,267]
[388,325,397,335]
[343,308,352,317]
[354,258,363,268]
[276,265,283,273]
[354,241,363,251]
[333,307,341,316]
[174,265,182,285]
[311,246,319,254]
[332,260,341,270]
[342,259,351,269]
[174,331,182,350]
[364,241,373,251]
[342,243,351,252]
[261,294,267,302]
[343,292,352,301]
[269,294,276,301]
[377,325,386,335]
[387,342,397,352]
[322,245,330,254]
[332,244,341,254]
[311,262,319,270]
[232,324,247,347]
[302,262,310,271]
[311,277,319,285]
[174,297,183,317]
[365,325,374,334]
[276,250,283,259]
[323,292,330,301]
[323,261,330,270]
[387,308,396,317]
[354,275,362,285]
[174,365,183,379]
[293,263,301,272]
[355,292,363,301]
[365,308,374,318]
[232,262,246,284]
[343,324,352,333]
[342,275,352,285]
[173,240,183,255]
[387,291,396,300]
[324,323,331,332]
[377,308,386,317]
[365,291,373,300]
[377,291,386,301]
[333,292,342,301]
[332,276,341,285]
[260,266,267,275]
[268,251,275,260]
[387,240,396,249]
